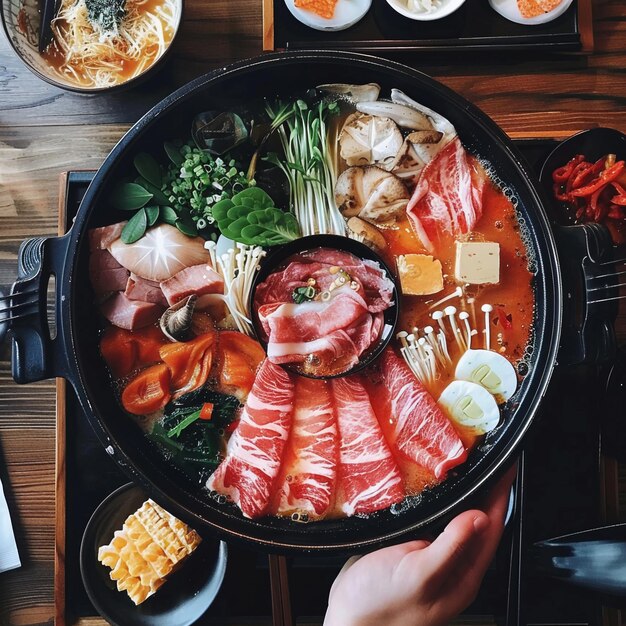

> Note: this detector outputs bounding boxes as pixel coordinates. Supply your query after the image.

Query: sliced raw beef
[160,263,225,305]
[258,288,369,343]
[332,376,404,516]
[273,378,337,518]
[253,249,393,375]
[125,274,167,306]
[89,250,130,294]
[100,293,163,330]
[89,222,127,251]
[380,349,467,478]
[407,137,485,253]
[207,360,295,519]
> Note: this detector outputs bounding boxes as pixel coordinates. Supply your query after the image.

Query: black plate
[80,483,228,626]
[249,233,400,379]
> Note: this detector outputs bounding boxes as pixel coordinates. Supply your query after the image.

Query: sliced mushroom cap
[389,130,445,185]
[390,89,457,139]
[317,83,381,102]
[335,165,410,228]
[347,216,387,252]
[388,140,426,185]
[339,113,404,167]
[356,101,433,131]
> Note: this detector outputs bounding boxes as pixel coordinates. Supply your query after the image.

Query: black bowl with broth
[249,234,400,379]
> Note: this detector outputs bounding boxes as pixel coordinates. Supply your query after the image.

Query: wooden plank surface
[1,0,626,624]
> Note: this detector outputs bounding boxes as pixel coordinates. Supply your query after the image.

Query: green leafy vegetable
[160,206,178,225]
[145,205,160,226]
[121,208,148,243]
[164,141,185,166]
[147,389,241,481]
[175,219,199,237]
[133,152,162,188]
[212,188,300,246]
[111,182,153,211]
[168,410,202,438]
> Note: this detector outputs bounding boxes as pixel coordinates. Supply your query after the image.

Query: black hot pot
[8,52,618,554]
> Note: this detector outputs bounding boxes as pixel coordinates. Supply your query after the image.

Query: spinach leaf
[164,141,185,166]
[145,205,160,226]
[121,208,148,243]
[134,152,162,188]
[160,205,178,225]
[212,188,300,246]
[111,182,153,210]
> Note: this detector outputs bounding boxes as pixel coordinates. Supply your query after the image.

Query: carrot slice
[133,325,169,366]
[216,331,266,402]
[100,326,138,378]
[160,334,216,397]
[121,363,171,416]
[199,403,214,420]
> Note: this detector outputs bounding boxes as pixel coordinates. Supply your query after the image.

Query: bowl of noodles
[1,0,182,92]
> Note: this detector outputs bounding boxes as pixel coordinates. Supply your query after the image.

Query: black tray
[265,0,588,53]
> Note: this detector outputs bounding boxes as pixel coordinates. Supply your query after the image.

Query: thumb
[417,510,490,595]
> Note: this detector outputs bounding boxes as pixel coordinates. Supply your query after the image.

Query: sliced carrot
[216,331,266,402]
[121,363,171,416]
[199,403,214,421]
[133,325,168,366]
[160,333,216,397]
[100,326,138,378]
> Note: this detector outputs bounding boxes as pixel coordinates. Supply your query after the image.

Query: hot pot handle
[554,223,618,366]
[10,234,72,384]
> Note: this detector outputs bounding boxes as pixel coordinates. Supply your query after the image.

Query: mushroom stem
[482,304,493,350]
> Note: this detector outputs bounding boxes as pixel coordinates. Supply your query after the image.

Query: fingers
[410,509,490,596]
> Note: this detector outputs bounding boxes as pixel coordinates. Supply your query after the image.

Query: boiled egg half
[439,380,500,435]
[455,349,517,404]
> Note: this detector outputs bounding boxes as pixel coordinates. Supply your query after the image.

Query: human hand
[324,464,517,626]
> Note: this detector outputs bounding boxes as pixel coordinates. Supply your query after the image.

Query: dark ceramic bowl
[249,233,399,379]
[539,127,626,226]
[0,0,183,93]
[80,483,227,626]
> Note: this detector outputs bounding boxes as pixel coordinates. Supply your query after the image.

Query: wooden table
[1,1,625,624]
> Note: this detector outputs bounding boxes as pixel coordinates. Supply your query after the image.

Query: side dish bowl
[0,0,183,93]
[10,51,615,554]
[385,0,466,21]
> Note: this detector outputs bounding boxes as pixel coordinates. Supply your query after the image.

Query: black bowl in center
[249,233,399,379]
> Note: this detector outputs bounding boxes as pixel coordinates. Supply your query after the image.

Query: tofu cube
[455,242,500,285]
[397,254,444,296]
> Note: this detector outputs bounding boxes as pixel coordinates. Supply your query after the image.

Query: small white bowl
[284,0,372,31]
[385,0,466,21]
[488,0,573,25]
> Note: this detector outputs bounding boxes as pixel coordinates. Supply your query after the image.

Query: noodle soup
[42,0,180,88]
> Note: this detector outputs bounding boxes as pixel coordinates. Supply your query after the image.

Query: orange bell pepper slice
[121,363,171,416]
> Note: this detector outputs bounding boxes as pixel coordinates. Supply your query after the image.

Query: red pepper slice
[553,182,572,203]
[590,187,604,222]
[570,161,625,197]
[199,402,214,420]
[571,162,596,189]
[496,307,513,331]
[553,155,585,183]
[611,194,626,206]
